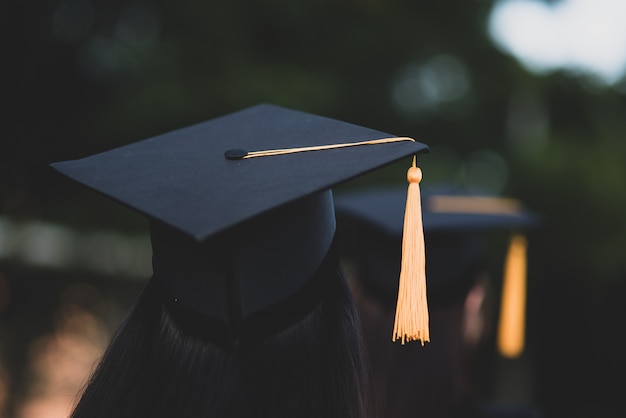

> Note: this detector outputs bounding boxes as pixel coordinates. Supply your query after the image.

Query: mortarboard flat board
[51,103,429,345]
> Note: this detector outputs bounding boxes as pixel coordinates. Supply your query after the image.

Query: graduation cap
[335,187,537,357]
[50,103,429,347]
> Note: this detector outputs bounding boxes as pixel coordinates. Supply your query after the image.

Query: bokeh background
[3,0,626,417]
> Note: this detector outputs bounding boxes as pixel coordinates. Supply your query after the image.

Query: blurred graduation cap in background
[50,103,429,347]
[335,187,538,358]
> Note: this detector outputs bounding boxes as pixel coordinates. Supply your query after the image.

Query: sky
[488,0,626,86]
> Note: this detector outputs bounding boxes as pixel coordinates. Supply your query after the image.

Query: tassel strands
[392,156,430,345]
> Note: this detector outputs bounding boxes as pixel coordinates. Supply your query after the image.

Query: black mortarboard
[335,186,537,355]
[51,104,429,345]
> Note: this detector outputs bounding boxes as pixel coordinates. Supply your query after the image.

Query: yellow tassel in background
[392,156,430,345]
[497,233,527,358]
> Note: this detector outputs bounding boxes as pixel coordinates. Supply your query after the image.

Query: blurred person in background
[13,300,109,418]
[336,187,542,418]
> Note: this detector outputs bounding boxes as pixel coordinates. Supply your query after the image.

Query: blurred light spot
[110,235,152,277]
[16,305,109,418]
[18,223,76,268]
[80,231,151,277]
[0,217,151,279]
[463,275,488,347]
[488,0,626,86]
[52,0,95,43]
[114,3,160,49]
[459,150,509,194]
[506,89,550,155]
[392,54,470,117]
[77,36,129,80]
[76,3,160,81]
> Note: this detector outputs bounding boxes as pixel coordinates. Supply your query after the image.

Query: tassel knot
[407,166,422,184]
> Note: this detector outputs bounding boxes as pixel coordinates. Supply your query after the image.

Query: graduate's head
[52,103,428,347]
[52,104,429,418]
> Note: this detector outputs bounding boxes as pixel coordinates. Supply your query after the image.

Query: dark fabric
[151,191,336,320]
[159,237,342,350]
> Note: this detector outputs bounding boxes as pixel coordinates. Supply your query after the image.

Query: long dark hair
[71,271,370,418]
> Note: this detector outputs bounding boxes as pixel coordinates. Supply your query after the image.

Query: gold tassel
[392,156,430,345]
[497,233,527,358]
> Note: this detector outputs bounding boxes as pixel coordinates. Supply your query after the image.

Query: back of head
[71,270,368,418]
[70,192,371,418]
